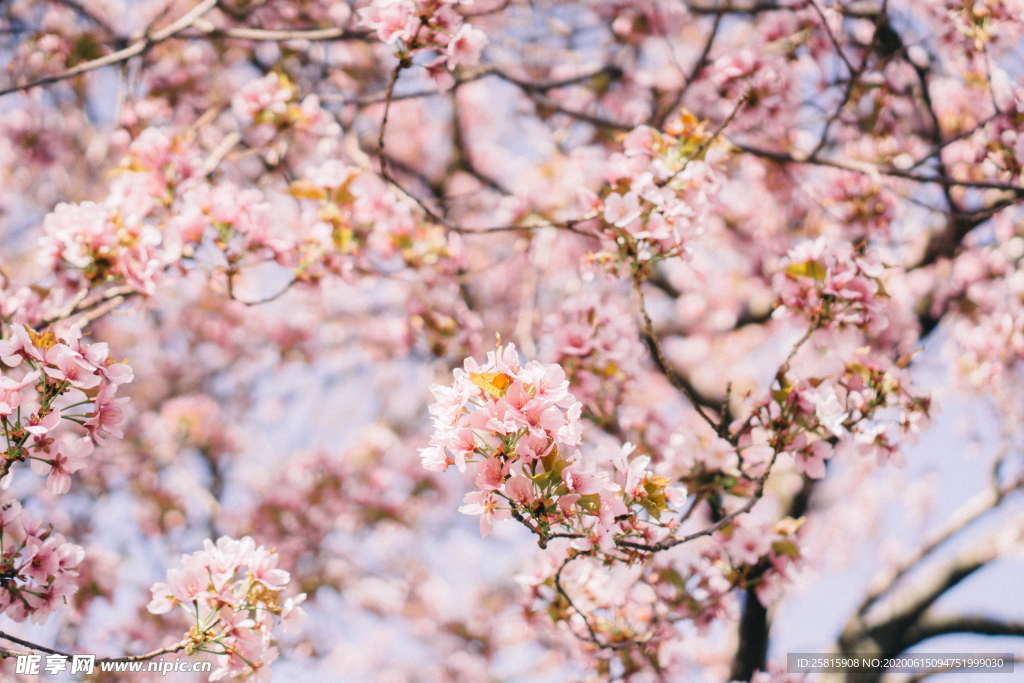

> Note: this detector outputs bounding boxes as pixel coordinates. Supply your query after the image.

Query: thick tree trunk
[730,587,769,681]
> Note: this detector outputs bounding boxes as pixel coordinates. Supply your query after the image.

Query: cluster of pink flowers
[588,120,721,266]
[942,0,1024,50]
[0,108,72,169]
[154,394,239,460]
[422,345,686,553]
[420,344,584,528]
[119,127,203,201]
[358,0,488,86]
[978,91,1024,179]
[540,292,643,420]
[752,355,929,478]
[0,499,84,623]
[522,514,800,667]
[40,200,164,293]
[941,239,1024,421]
[775,239,889,331]
[286,159,450,276]
[718,516,803,606]
[2,6,95,92]
[171,182,281,261]
[244,426,443,576]
[40,128,202,294]
[35,64,462,309]
[34,112,337,298]
[824,173,897,239]
[709,48,791,126]
[520,552,714,656]
[231,72,335,137]
[0,324,132,492]
[147,536,305,682]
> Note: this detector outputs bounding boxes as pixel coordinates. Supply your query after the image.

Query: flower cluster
[244,426,442,578]
[422,345,685,551]
[824,173,896,239]
[40,128,201,294]
[0,500,84,623]
[38,92,436,301]
[420,344,583,525]
[775,239,888,331]
[170,182,281,263]
[231,72,335,138]
[942,240,1024,420]
[753,356,929,477]
[523,515,802,669]
[944,0,1024,50]
[978,91,1024,180]
[358,0,487,87]
[41,200,161,294]
[540,291,643,420]
[717,516,803,605]
[147,536,305,682]
[589,116,722,266]
[709,48,791,127]
[286,159,450,277]
[0,324,132,492]
[521,552,731,660]
[155,394,239,460]
[1,107,73,170]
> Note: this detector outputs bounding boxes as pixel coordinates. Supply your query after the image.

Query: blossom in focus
[147,536,305,681]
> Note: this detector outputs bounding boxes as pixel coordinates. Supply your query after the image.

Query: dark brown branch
[730,586,770,681]
[632,274,726,432]
[0,0,218,98]
[904,615,1024,647]
[730,476,817,680]
[187,18,370,42]
[0,630,187,664]
[808,0,854,74]
[856,478,1022,619]
[734,142,1024,194]
[840,532,1010,663]
[656,13,723,127]
[686,1,789,15]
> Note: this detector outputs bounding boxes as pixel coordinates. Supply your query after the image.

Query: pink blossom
[446,24,488,68]
[603,191,642,227]
[793,440,830,479]
[724,522,772,566]
[43,344,100,389]
[358,0,418,44]
[458,490,510,536]
[0,325,42,366]
[85,384,129,440]
[29,435,93,494]
[232,73,294,123]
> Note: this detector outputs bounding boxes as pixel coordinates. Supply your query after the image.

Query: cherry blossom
[147,536,304,681]
[0,0,1022,680]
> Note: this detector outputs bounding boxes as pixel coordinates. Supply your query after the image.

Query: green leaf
[771,539,801,559]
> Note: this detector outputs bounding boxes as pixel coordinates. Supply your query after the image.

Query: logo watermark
[14,654,213,676]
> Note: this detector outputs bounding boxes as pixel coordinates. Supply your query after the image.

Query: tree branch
[0,0,218,98]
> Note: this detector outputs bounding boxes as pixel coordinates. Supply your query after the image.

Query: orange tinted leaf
[469,372,513,398]
[28,328,58,350]
[785,259,827,281]
[288,180,327,200]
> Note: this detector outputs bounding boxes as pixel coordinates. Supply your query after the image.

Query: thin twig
[0,0,218,98]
